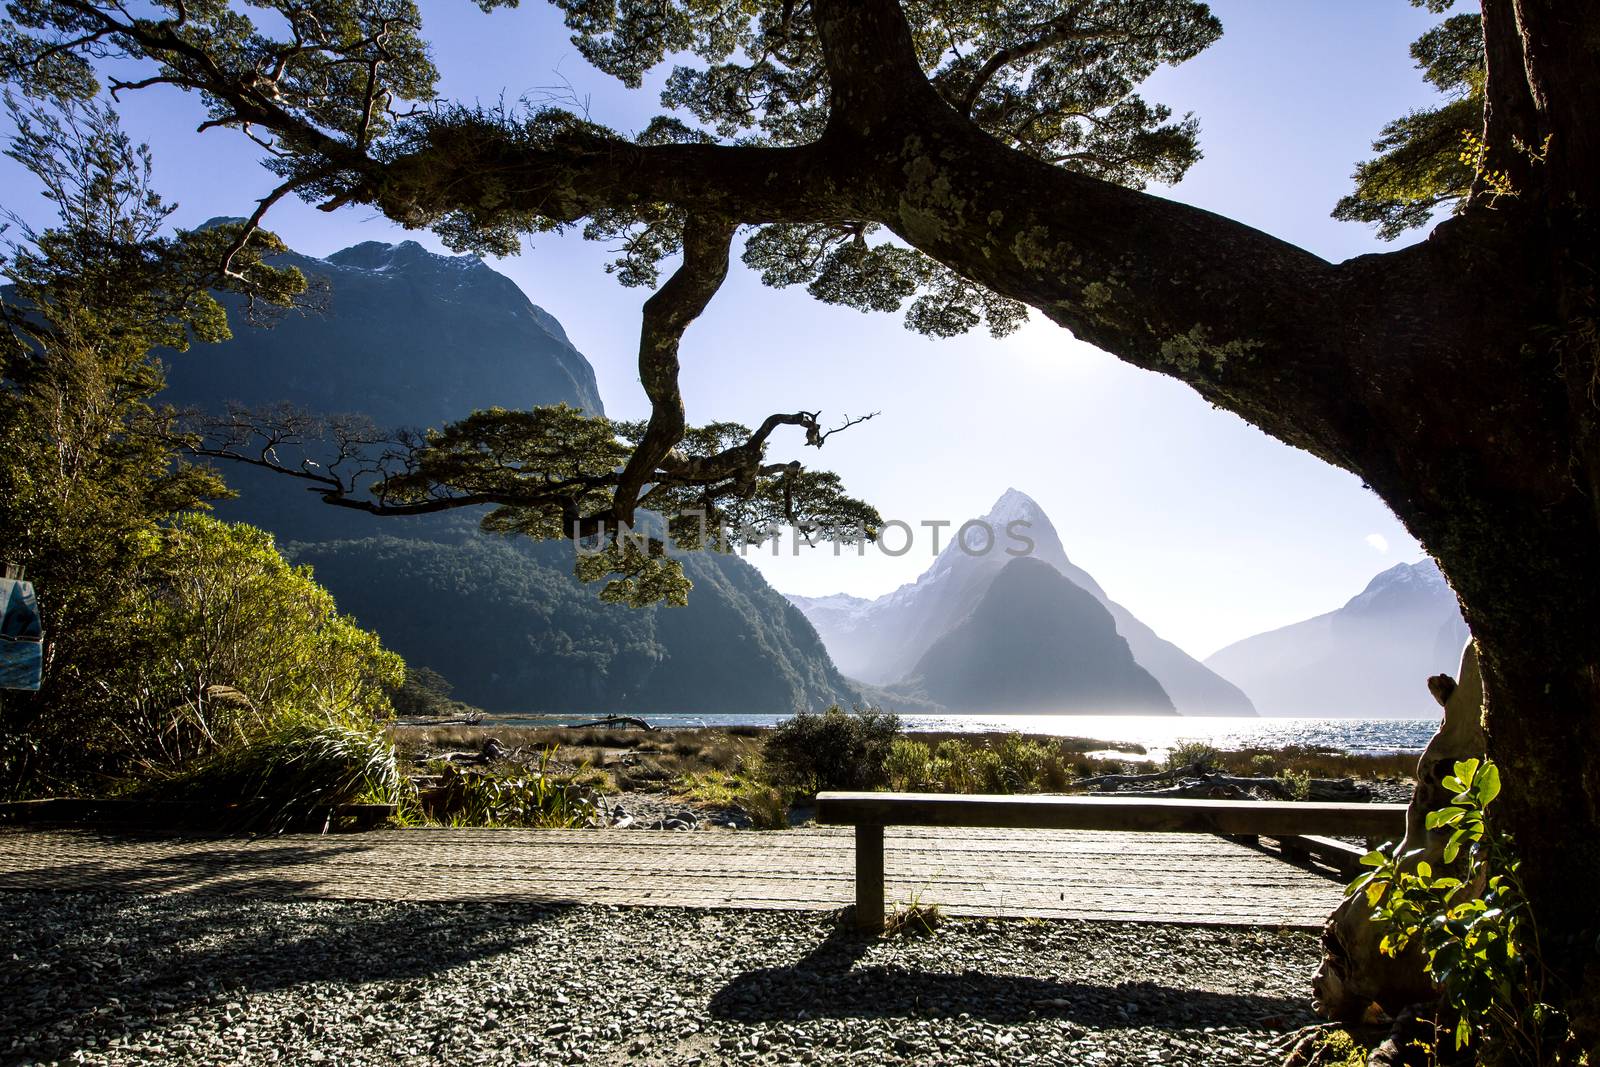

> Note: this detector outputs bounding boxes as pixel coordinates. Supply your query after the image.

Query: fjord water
[486,712,1440,759]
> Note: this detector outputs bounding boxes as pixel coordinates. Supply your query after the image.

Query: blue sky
[0,1,1465,658]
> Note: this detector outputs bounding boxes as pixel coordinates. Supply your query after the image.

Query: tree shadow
[3,887,573,1057]
[708,922,1315,1031]
[0,832,580,1059]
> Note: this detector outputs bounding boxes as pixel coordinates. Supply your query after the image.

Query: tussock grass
[141,716,402,833]
[883,893,944,938]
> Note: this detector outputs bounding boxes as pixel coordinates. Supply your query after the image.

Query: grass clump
[1164,740,1221,772]
[1275,767,1313,801]
[1286,1027,1369,1067]
[419,747,598,828]
[142,715,402,833]
[676,756,796,829]
[883,892,944,938]
[763,706,901,795]
[885,733,1081,794]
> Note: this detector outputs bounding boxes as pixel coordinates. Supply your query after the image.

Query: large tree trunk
[1457,524,1600,1050]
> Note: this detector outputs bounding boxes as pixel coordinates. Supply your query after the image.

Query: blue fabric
[0,578,43,691]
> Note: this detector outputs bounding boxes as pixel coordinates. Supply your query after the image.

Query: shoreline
[394,724,1419,832]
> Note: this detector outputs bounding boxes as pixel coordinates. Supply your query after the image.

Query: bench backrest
[816,791,1407,839]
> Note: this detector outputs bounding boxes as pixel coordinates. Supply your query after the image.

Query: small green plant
[990,732,1054,792]
[1250,753,1275,777]
[1275,768,1312,801]
[884,737,932,791]
[1350,758,1566,1062]
[733,781,791,830]
[883,891,943,938]
[1298,1028,1370,1067]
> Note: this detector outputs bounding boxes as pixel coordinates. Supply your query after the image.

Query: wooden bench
[815,791,1408,929]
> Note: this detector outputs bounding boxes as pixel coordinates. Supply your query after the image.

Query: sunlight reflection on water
[481,711,1439,758]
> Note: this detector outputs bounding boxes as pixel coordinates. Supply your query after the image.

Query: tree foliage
[0,96,396,795]
[0,0,1235,605]
[1332,4,1484,239]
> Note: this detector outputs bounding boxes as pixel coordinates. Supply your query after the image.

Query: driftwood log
[566,715,655,731]
[1312,641,1485,1025]
[1077,764,1372,802]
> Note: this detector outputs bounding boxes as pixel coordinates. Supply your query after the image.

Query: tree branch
[611,214,736,524]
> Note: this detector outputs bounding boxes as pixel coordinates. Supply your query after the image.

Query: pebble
[1,890,1321,1065]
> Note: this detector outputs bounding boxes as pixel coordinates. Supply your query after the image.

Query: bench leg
[854,824,885,931]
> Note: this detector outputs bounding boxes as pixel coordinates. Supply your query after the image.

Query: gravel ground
[2,890,1320,1066]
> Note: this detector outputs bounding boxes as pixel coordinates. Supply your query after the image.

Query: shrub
[1249,753,1276,777]
[929,739,977,793]
[733,781,791,830]
[990,733,1054,792]
[1163,740,1220,772]
[1275,768,1312,801]
[884,738,932,792]
[762,706,901,794]
[143,716,402,833]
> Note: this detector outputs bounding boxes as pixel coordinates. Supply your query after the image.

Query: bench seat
[815,791,1407,928]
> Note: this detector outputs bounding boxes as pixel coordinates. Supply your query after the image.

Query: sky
[0,1,1467,660]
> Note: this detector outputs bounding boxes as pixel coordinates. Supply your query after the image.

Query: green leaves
[1350,757,1562,1059]
[1333,11,1482,238]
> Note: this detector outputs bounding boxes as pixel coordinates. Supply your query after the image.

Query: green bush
[930,739,980,793]
[884,737,932,791]
[1163,740,1220,772]
[762,706,901,794]
[1275,768,1312,801]
[123,514,403,759]
[143,716,402,833]
[990,733,1054,792]
[733,781,791,830]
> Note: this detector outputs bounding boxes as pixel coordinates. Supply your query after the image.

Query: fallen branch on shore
[394,714,484,727]
[1075,763,1371,802]
[566,715,655,731]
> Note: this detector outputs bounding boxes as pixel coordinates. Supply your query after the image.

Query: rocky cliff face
[160,234,857,713]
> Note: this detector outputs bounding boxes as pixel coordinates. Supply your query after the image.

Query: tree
[3,0,1598,1050]
[0,94,333,790]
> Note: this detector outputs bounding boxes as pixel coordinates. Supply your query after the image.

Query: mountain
[906,557,1174,715]
[1203,560,1470,717]
[288,534,852,714]
[160,233,857,713]
[788,489,1256,716]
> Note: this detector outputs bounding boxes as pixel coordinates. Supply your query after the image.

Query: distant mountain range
[160,229,856,714]
[788,489,1255,716]
[1204,559,1469,717]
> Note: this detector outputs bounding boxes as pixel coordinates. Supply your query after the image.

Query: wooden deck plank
[0,825,1345,928]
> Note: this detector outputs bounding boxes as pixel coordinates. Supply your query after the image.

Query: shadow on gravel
[1,889,572,1054]
[708,924,1313,1030]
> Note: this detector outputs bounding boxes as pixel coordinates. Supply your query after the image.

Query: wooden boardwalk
[0,825,1344,928]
